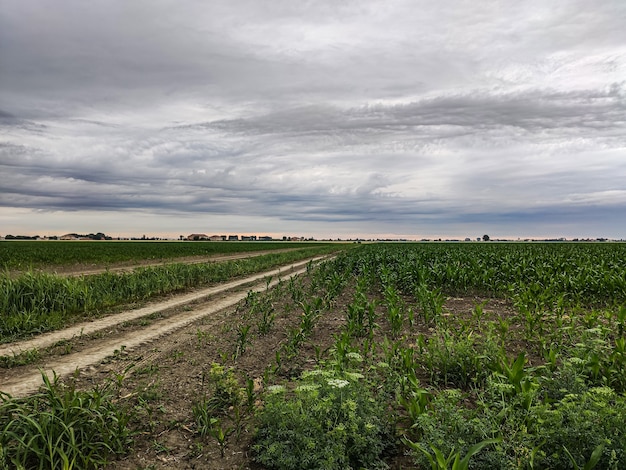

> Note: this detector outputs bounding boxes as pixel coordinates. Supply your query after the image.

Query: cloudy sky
[1,1,625,239]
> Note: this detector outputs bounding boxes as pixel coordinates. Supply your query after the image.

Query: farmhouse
[187,234,209,241]
[60,234,80,240]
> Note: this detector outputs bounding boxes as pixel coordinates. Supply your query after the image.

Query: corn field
[2,241,626,469]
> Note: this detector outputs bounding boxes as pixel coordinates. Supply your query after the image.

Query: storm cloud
[1,0,625,239]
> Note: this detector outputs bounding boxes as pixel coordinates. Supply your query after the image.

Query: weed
[152,440,170,455]
[253,369,394,470]
[0,348,40,369]
[195,328,212,347]
[0,371,134,469]
[199,363,244,413]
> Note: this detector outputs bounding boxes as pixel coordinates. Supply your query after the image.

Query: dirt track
[0,256,325,398]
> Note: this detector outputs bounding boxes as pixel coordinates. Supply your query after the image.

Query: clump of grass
[0,348,40,369]
[0,371,134,469]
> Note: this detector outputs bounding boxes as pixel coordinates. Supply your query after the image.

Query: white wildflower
[327,379,350,389]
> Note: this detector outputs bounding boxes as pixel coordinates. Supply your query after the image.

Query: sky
[1,0,625,240]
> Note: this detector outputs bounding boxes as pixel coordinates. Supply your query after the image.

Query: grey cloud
[1,0,626,238]
[0,110,17,120]
[181,86,626,141]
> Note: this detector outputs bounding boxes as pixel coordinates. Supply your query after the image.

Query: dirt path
[0,257,326,398]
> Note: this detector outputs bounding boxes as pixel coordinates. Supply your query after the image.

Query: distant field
[0,240,331,270]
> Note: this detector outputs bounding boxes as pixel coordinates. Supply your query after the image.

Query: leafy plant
[0,371,133,469]
[198,363,244,413]
[415,284,445,324]
[192,404,234,458]
[563,443,605,470]
[253,369,393,470]
[384,284,406,337]
[404,438,501,470]
[233,324,251,359]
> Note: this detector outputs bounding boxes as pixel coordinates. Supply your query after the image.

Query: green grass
[0,240,335,270]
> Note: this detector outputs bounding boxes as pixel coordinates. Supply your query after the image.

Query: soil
[1,257,525,470]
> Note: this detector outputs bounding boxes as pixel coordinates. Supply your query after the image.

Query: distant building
[228,235,239,241]
[187,234,209,241]
[60,234,80,240]
[209,235,224,241]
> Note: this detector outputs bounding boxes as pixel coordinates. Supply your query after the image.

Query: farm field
[0,255,330,398]
[0,242,341,343]
[2,242,626,469]
[0,240,328,273]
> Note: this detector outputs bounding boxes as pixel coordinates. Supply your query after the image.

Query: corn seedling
[404,438,501,470]
[233,324,251,359]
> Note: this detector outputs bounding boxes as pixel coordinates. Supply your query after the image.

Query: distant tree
[482,234,490,241]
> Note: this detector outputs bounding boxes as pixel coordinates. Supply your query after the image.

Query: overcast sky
[1,1,625,239]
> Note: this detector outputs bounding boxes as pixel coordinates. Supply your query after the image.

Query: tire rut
[0,257,325,398]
